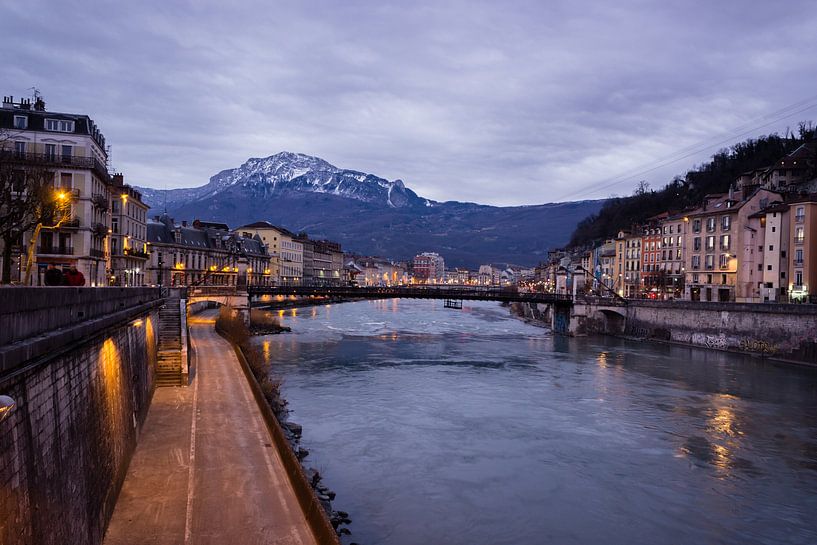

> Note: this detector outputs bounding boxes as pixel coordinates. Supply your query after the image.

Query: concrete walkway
[104,310,317,545]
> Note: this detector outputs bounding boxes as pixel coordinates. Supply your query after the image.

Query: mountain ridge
[137,152,603,268]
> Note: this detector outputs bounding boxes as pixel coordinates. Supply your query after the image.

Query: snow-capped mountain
[137,152,603,267]
[139,152,429,211]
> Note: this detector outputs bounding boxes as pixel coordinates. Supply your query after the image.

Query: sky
[3,0,817,206]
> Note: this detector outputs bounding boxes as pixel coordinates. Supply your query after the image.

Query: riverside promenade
[104,309,317,545]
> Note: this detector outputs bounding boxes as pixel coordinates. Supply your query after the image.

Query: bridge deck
[248,285,575,305]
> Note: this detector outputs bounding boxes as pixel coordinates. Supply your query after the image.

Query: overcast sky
[3,0,817,206]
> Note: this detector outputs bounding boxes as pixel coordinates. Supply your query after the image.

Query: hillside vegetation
[569,123,817,248]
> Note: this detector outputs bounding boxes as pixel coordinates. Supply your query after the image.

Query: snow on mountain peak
[200,152,425,209]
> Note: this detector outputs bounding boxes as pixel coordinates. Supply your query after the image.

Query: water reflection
[254,299,817,545]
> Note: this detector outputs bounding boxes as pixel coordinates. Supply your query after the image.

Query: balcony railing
[37,246,74,255]
[123,248,149,259]
[89,248,106,258]
[795,236,805,244]
[91,193,109,211]
[0,149,112,183]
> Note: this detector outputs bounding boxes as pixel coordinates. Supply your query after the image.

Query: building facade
[1,94,113,285]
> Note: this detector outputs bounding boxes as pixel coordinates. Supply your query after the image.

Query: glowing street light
[0,395,16,424]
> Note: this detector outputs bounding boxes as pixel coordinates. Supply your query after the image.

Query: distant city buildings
[413,252,445,282]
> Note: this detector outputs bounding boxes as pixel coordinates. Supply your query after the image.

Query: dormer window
[45,119,75,132]
[13,115,27,129]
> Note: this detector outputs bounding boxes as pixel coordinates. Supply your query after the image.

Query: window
[692,273,699,283]
[758,264,762,271]
[45,143,56,160]
[60,173,72,189]
[14,141,25,157]
[795,271,803,287]
[772,226,776,233]
[112,217,119,234]
[13,115,27,129]
[721,215,731,231]
[45,119,75,132]
[767,265,772,271]
[769,245,773,251]
[705,254,714,270]
[61,145,72,161]
[706,217,716,232]
[795,249,804,265]
[693,219,701,233]
[795,206,805,223]
[720,235,730,251]
[676,249,682,259]
[794,227,805,244]
[694,237,701,251]
[706,236,715,251]
[719,254,729,269]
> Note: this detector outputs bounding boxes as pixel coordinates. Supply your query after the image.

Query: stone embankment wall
[0,288,162,545]
[514,300,817,364]
[618,301,817,363]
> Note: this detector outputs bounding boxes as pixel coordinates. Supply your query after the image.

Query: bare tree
[0,132,71,284]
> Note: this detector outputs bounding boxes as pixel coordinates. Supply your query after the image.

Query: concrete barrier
[0,287,161,346]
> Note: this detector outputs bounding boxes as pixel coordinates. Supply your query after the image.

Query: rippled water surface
[257,299,817,545]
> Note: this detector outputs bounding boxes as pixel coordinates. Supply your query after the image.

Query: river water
[257,299,817,545]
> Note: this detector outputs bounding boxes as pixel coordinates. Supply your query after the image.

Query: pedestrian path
[104,310,317,545]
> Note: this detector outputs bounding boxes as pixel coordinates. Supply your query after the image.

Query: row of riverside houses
[539,142,817,303]
[146,218,345,288]
[0,95,345,287]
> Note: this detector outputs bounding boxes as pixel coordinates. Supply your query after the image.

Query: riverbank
[510,300,817,367]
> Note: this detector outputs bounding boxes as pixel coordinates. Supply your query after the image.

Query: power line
[557,95,817,201]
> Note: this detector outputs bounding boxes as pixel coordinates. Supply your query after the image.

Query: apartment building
[0,95,113,285]
[752,203,789,302]
[413,252,445,282]
[684,188,781,302]
[657,214,686,299]
[789,196,817,302]
[613,230,641,297]
[146,216,272,287]
[312,239,344,286]
[109,174,149,286]
[641,218,663,297]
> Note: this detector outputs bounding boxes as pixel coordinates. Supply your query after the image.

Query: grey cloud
[3,0,816,205]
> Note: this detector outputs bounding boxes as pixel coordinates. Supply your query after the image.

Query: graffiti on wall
[691,332,727,350]
[739,338,778,355]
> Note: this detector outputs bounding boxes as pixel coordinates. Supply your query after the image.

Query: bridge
[247,285,576,305]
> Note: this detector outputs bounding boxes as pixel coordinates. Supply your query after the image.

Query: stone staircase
[156,295,184,387]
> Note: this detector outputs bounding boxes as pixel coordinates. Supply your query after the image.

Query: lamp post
[0,395,16,424]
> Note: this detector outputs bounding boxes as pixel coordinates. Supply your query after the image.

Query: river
[256,299,817,545]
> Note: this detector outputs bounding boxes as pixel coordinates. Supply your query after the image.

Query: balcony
[91,193,109,211]
[37,245,74,255]
[92,223,108,238]
[89,248,106,258]
[123,248,149,259]
[794,235,805,244]
[0,149,112,183]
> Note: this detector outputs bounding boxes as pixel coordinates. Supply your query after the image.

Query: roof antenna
[27,86,41,101]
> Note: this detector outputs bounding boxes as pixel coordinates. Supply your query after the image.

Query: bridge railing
[247,285,575,303]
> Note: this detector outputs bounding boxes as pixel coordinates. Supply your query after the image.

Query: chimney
[112,173,124,186]
[728,184,734,201]
[33,97,45,111]
[2,96,13,109]
[20,99,30,110]
[182,220,187,227]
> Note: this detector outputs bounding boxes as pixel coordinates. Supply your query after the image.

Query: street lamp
[0,395,16,424]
